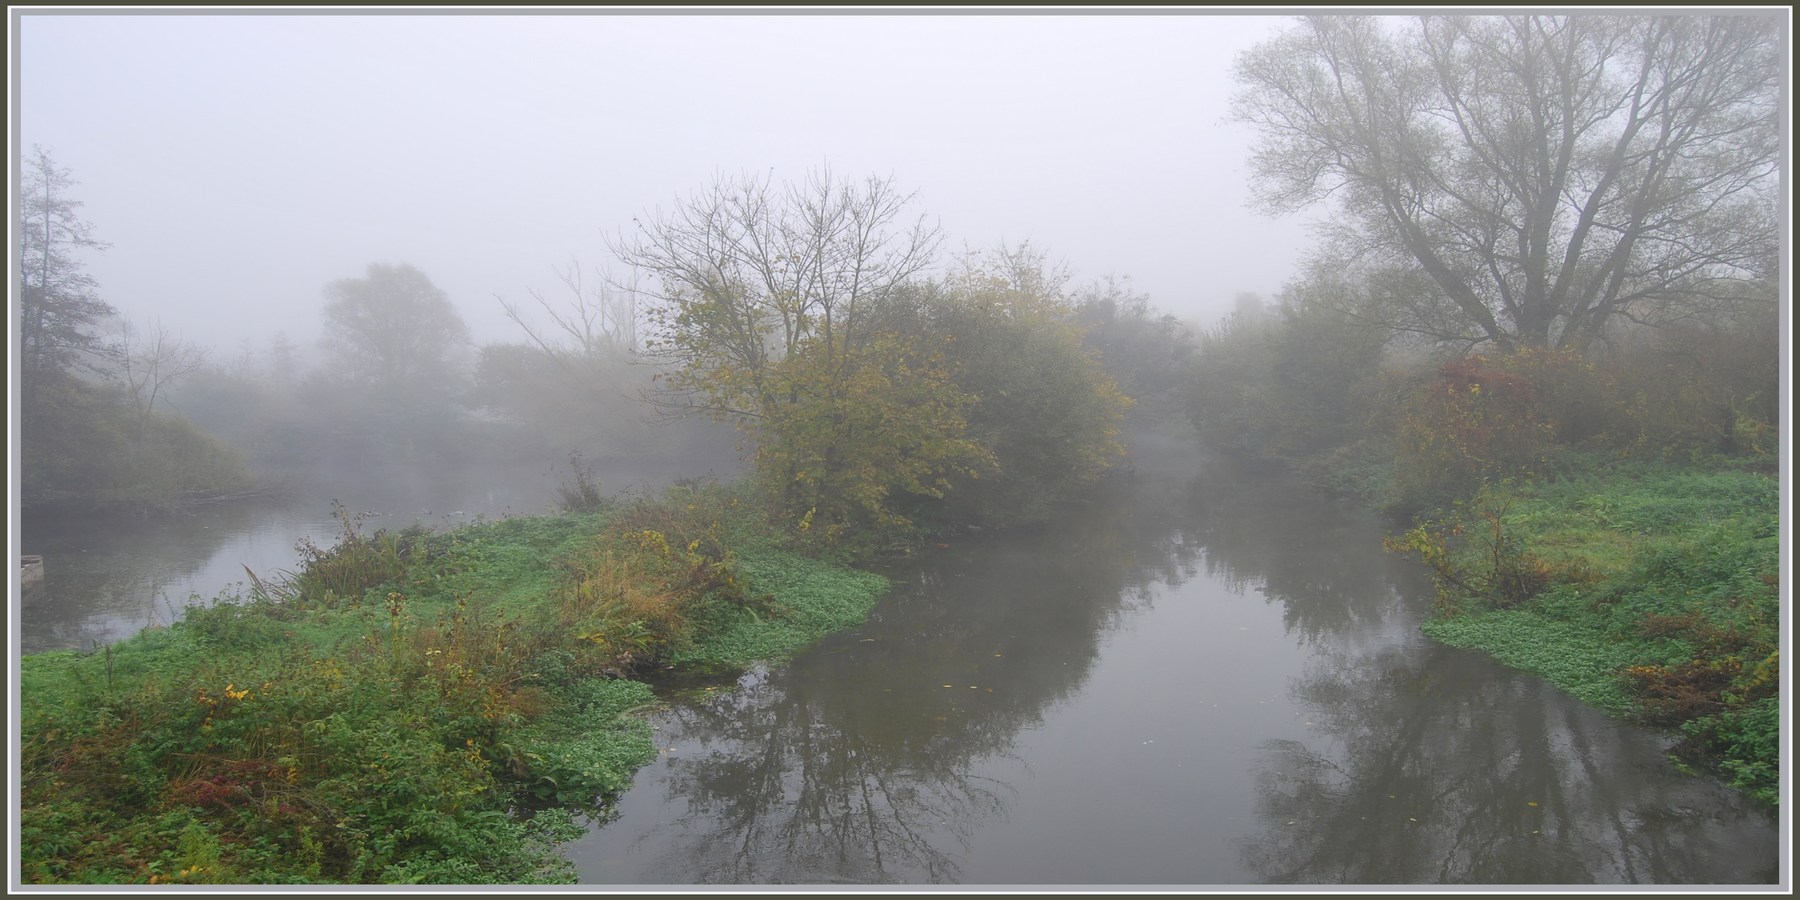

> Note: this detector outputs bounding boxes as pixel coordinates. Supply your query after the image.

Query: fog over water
[13,10,1320,359]
[8,8,1790,889]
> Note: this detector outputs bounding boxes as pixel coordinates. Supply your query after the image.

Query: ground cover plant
[18,479,889,884]
[1394,463,1780,805]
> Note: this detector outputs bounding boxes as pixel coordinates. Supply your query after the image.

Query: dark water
[14,457,738,656]
[565,445,1781,887]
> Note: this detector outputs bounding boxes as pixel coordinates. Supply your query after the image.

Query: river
[564,440,1780,886]
[11,440,1782,886]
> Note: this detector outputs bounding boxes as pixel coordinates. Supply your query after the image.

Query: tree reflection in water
[577,446,1777,886]
[595,456,1209,884]
[1241,639,1779,885]
[1174,462,1785,886]
[633,665,1012,883]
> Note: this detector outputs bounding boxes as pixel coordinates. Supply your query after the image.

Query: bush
[1391,353,1558,511]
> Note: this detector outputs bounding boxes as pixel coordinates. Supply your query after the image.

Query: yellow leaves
[632,528,672,556]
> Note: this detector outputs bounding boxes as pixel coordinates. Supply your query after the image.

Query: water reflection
[629,665,1011,883]
[18,498,288,654]
[1146,455,1778,885]
[1182,465,1414,645]
[579,445,1778,885]
[1240,625,1779,885]
[581,465,1209,884]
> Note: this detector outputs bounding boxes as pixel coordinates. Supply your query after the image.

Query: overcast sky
[14,9,1326,357]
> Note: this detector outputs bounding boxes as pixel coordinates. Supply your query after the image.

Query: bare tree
[496,258,640,365]
[1232,13,1782,352]
[607,167,943,421]
[116,317,206,436]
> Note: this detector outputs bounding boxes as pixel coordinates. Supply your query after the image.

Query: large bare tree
[1232,13,1782,352]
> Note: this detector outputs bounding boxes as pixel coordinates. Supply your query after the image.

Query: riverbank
[1380,456,1781,807]
[17,480,887,885]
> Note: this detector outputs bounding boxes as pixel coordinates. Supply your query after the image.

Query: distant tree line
[26,12,1774,529]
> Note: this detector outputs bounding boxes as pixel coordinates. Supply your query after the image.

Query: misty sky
[14,9,1326,357]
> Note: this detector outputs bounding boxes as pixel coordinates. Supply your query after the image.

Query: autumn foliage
[1392,353,1557,510]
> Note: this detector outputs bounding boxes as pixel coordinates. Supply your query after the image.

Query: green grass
[1410,461,1780,805]
[19,480,889,885]
[671,547,889,671]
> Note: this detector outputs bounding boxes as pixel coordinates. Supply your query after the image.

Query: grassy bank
[18,480,888,885]
[1390,461,1780,805]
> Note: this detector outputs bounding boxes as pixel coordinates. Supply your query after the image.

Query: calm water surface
[11,444,1781,886]
[565,447,1780,887]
